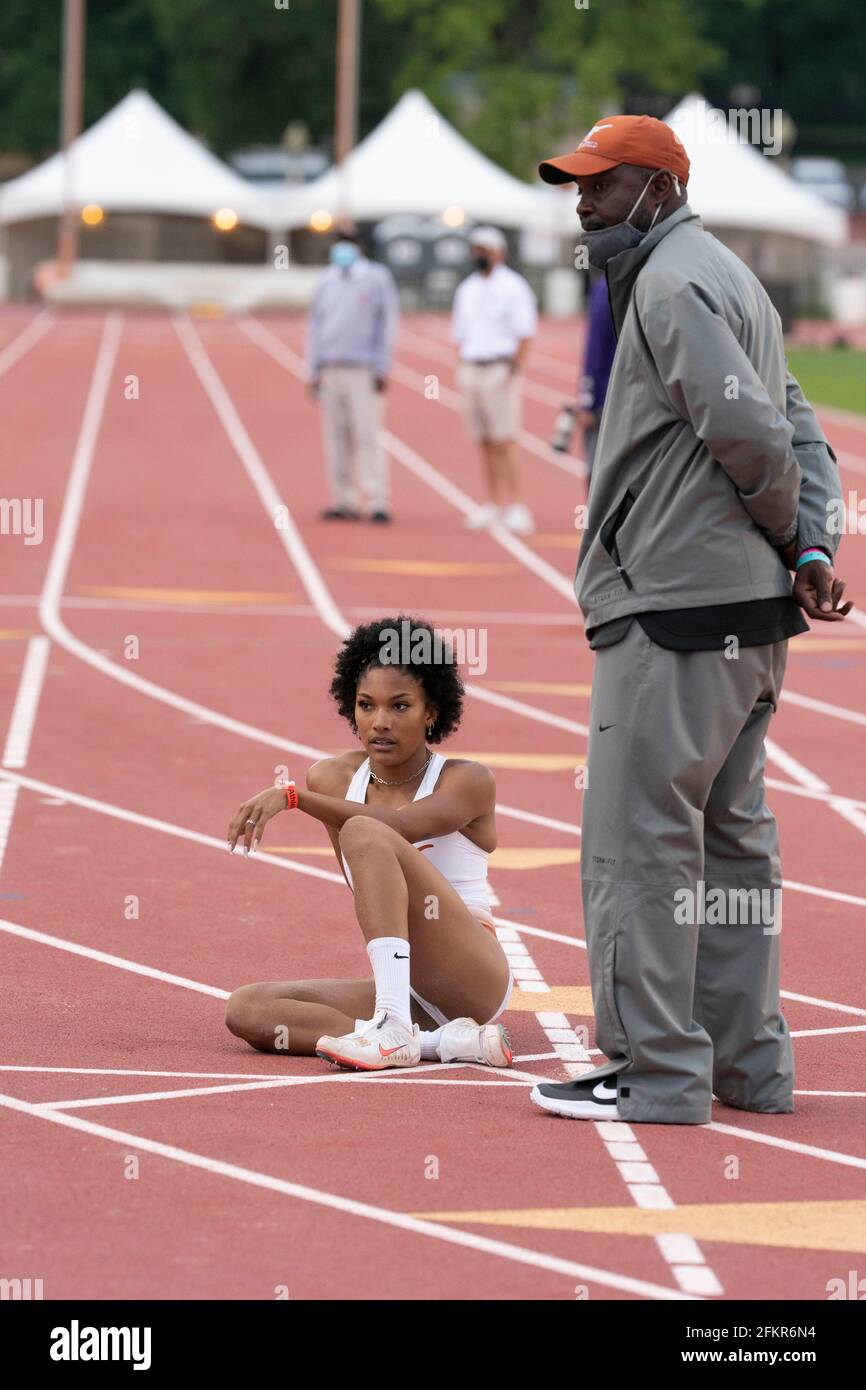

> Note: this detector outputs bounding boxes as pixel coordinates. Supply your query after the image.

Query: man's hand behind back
[792,556,853,622]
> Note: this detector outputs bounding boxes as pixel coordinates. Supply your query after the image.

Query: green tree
[370,0,720,177]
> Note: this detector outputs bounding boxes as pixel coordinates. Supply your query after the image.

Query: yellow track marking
[507,986,593,1014]
[532,533,582,548]
[789,639,866,652]
[456,753,584,771]
[411,1200,866,1253]
[490,848,580,870]
[482,681,592,697]
[79,587,295,605]
[259,846,335,857]
[328,559,517,576]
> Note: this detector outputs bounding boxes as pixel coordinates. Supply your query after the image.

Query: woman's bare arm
[227,756,494,854]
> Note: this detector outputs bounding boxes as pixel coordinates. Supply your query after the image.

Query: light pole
[334,0,362,221]
[57,0,86,271]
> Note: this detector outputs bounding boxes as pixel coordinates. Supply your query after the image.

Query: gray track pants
[580,620,795,1124]
[319,365,388,513]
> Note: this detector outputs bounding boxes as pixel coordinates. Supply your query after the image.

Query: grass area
[786,348,866,415]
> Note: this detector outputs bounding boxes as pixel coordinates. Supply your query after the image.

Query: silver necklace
[369,749,432,787]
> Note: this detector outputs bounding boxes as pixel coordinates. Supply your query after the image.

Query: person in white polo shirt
[451,227,538,534]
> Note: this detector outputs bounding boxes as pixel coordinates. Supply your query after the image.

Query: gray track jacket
[576,204,842,638]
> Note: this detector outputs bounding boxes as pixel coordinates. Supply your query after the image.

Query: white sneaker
[464,502,502,530]
[501,503,534,535]
[437,1017,513,1067]
[316,1009,421,1071]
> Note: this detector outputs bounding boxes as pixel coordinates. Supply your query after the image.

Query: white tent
[0,89,272,229]
[665,95,847,247]
[271,89,572,234]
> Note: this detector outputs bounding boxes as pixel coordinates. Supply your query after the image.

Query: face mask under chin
[580,176,664,270]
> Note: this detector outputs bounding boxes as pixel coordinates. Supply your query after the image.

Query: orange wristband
[283,780,298,810]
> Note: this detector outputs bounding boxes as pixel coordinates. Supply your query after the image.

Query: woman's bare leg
[338,815,510,1022]
[226,816,510,1056]
[225,979,441,1055]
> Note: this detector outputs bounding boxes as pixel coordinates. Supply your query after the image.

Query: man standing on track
[307,223,399,524]
[529,115,850,1124]
[452,226,538,535]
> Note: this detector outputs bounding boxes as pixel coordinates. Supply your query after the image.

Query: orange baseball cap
[539,114,690,185]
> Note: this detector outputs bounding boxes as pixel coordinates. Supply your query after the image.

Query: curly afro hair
[329,615,465,744]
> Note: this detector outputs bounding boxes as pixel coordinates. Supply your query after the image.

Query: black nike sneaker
[530,1072,622,1119]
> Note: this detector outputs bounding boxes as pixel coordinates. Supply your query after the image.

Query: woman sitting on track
[224,616,513,1071]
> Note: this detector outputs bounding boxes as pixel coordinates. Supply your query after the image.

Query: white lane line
[37,312,323,763]
[32,315,861,857]
[494,803,581,837]
[791,1025,866,1038]
[239,315,579,603]
[381,429,577,604]
[42,1074,532,1110]
[0,1060,543,1087]
[781,989,866,1018]
[766,778,866,813]
[781,689,866,728]
[793,1090,866,1097]
[468,682,588,736]
[396,327,568,410]
[0,782,18,876]
[389,341,587,480]
[0,767,345,885]
[11,753,866,919]
[0,1091,697,1301]
[496,927,593,1079]
[707,1119,866,1170]
[2,635,51,767]
[245,317,866,842]
[0,310,54,380]
[30,312,589,844]
[781,878,866,908]
[765,737,866,837]
[0,916,231,999]
[591,1118,723,1296]
[0,628,51,877]
[0,1064,319,1079]
[5,766,864,1020]
[173,315,348,640]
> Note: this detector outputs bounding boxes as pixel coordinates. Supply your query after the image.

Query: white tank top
[341,752,492,911]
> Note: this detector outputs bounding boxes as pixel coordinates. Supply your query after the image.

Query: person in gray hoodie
[529,115,851,1124]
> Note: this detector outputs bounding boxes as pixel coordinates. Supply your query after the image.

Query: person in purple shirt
[578,271,618,482]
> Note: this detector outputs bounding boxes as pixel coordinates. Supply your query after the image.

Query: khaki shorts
[456,360,521,443]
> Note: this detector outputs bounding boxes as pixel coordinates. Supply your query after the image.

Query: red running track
[0,307,864,1301]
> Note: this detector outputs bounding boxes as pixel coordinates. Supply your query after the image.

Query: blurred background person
[451,226,538,535]
[307,223,399,524]
[578,269,618,486]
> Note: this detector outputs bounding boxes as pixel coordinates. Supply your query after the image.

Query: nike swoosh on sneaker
[593,1078,617,1098]
[379,1042,410,1057]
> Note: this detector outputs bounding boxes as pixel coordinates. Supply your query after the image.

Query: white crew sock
[418,1026,445,1060]
[366,936,413,1030]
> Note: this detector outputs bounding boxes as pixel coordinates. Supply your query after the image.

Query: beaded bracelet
[796,549,832,570]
